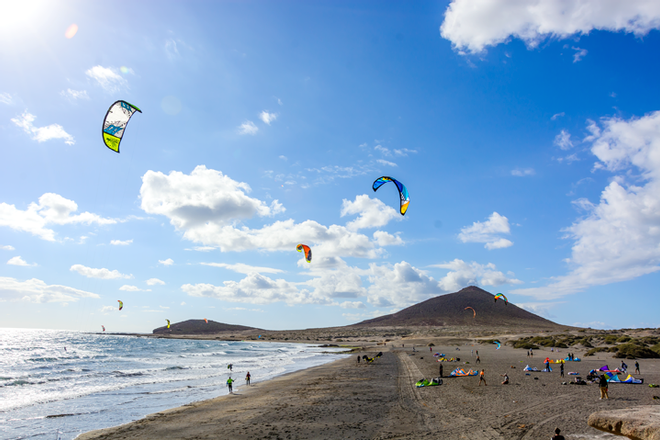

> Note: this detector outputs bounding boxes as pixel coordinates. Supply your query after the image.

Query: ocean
[0,328,348,440]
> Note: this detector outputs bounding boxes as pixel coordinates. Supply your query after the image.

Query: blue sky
[2,0,660,332]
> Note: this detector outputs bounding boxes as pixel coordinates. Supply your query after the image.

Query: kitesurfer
[598,374,609,400]
[227,377,235,394]
[478,369,487,386]
[228,363,233,371]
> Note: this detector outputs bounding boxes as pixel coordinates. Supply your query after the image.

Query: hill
[350,286,565,329]
[153,319,260,335]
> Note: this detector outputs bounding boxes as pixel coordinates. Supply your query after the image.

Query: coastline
[77,337,660,440]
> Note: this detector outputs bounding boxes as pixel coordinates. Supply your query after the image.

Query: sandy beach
[77,338,660,440]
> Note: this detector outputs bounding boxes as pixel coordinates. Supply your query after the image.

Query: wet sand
[77,340,660,440]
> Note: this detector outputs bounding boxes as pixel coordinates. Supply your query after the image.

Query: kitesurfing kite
[102,100,142,153]
[494,293,508,305]
[102,325,105,332]
[494,341,501,349]
[296,244,312,263]
[372,176,410,215]
[117,300,123,311]
[166,319,171,329]
[204,318,208,324]
[464,306,476,318]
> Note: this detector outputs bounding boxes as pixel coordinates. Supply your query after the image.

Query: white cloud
[376,159,398,167]
[85,66,127,93]
[180,301,186,305]
[554,129,574,150]
[373,230,403,246]
[7,256,35,266]
[11,111,75,145]
[279,155,287,161]
[1,92,13,105]
[514,111,660,300]
[201,262,284,274]
[340,195,400,231]
[61,89,89,100]
[551,112,565,120]
[0,276,99,303]
[238,121,258,135]
[458,212,513,249]
[165,39,179,60]
[0,193,116,241]
[70,264,133,280]
[119,285,151,292]
[393,148,418,156]
[339,301,366,309]
[259,111,277,125]
[1,245,15,251]
[101,305,116,313]
[366,261,444,307]
[511,168,535,177]
[572,46,588,62]
[431,259,523,292]
[146,278,166,286]
[111,239,133,246]
[158,258,174,266]
[441,0,660,54]
[374,145,391,156]
[140,166,386,259]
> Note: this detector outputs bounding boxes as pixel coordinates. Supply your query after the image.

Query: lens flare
[65,24,78,39]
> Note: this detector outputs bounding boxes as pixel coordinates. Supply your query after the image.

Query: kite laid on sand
[372,176,410,215]
[102,100,142,153]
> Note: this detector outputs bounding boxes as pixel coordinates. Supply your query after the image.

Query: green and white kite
[102,100,142,153]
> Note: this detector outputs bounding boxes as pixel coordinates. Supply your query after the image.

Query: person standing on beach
[227,377,235,394]
[439,364,443,378]
[560,362,564,378]
[551,427,565,440]
[598,374,609,400]
[245,372,251,386]
[635,361,640,374]
[478,369,487,386]
[476,355,480,364]
[357,355,360,364]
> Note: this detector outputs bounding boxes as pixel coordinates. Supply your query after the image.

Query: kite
[372,176,410,215]
[494,341,501,349]
[102,325,105,332]
[204,318,208,324]
[166,319,171,329]
[117,300,123,311]
[102,100,142,153]
[464,306,476,318]
[494,293,508,305]
[296,244,312,263]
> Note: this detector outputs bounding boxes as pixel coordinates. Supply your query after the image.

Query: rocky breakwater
[588,406,660,440]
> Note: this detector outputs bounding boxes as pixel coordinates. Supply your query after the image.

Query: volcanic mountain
[350,286,565,329]
[153,319,260,335]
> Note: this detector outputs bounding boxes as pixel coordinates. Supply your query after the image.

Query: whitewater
[0,328,348,439]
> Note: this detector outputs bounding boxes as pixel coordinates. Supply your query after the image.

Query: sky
[1,0,660,333]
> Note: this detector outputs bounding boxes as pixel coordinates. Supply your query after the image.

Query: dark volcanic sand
[77,342,660,440]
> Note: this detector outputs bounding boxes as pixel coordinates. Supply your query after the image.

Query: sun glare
[0,1,57,39]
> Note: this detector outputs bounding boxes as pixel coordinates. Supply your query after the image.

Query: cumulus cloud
[1,245,15,251]
[514,111,660,300]
[458,212,513,249]
[554,129,574,150]
[119,285,151,292]
[0,193,116,241]
[85,66,127,93]
[339,301,366,309]
[140,166,389,259]
[111,239,133,246]
[201,262,284,274]
[511,168,535,177]
[431,259,523,292]
[70,264,133,280]
[259,111,277,125]
[158,258,174,266]
[238,121,258,135]
[372,230,404,247]
[340,195,400,231]
[7,256,35,266]
[11,111,75,145]
[441,0,660,54]
[146,278,165,286]
[61,89,89,100]
[0,276,99,303]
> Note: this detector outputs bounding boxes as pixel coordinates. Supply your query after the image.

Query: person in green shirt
[227,377,235,394]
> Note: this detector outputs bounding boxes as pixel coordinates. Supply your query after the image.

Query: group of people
[226,369,251,394]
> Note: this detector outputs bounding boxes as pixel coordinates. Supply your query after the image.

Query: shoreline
[76,337,660,440]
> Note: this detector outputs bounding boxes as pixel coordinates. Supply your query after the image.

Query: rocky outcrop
[588,406,660,440]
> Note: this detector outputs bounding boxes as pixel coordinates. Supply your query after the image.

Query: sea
[0,328,348,440]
